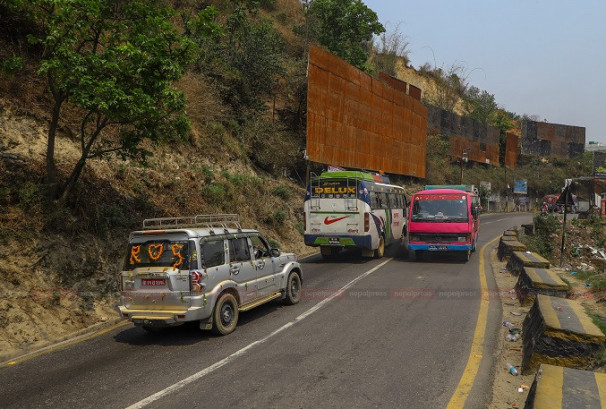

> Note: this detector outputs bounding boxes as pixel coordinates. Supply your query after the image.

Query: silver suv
[117,214,303,335]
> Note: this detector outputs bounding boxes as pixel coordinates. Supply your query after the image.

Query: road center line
[482,218,506,225]
[125,257,393,409]
[446,235,500,409]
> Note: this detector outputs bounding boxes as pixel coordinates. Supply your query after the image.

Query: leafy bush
[588,215,606,247]
[17,182,42,211]
[273,210,286,224]
[202,166,214,183]
[0,56,23,76]
[222,172,251,188]
[202,183,226,204]
[523,214,561,258]
[272,185,291,200]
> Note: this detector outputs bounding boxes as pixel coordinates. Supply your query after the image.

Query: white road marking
[482,218,506,224]
[125,258,393,409]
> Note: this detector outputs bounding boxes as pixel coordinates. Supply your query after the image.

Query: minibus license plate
[329,237,340,244]
[428,245,448,251]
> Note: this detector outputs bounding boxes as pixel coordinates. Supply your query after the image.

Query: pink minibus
[407,185,480,261]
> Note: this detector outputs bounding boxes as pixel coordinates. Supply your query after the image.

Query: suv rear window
[123,240,195,270]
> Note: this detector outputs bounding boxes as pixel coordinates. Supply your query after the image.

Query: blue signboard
[513,179,527,194]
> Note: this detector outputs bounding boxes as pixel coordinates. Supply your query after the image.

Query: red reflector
[177,315,186,319]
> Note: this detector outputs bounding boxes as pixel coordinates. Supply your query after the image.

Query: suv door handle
[230,266,240,275]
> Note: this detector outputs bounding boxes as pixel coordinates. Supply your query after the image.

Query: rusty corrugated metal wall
[427,105,500,165]
[521,120,585,159]
[306,45,427,178]
[505,133,519,169]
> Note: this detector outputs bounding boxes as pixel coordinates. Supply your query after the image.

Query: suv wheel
[284,272,302,305]
[212,293,239,336]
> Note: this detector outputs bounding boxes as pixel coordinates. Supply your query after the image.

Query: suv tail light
[190,271,205,292]
[364,212,370,232]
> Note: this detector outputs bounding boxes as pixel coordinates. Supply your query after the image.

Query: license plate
[329,237,340,244]
[428,245,448,251]
[142,278,166,287]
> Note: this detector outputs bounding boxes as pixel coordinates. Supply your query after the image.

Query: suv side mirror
[270,248,281,257]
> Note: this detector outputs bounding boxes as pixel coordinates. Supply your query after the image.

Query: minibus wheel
[462,249,471,262]
[408,249,417,261]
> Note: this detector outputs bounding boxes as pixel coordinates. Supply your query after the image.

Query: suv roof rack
[142,214,242,233]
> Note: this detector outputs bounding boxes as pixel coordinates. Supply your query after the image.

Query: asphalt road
[0,213,533,409]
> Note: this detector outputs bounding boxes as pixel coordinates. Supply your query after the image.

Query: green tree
[307,0,385,70]
[464,86,498,124]
[8,0,193,201]
[492,109,516,165]
[186,4,284,118]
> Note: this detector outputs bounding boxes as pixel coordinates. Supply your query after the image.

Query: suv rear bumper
[118,305,209,327]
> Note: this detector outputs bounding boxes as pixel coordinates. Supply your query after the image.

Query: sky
[362,0,606,144]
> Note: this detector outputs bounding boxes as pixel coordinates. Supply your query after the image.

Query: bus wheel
[212,292,239,336]
[321,246,336,258]
[374,236,385,258]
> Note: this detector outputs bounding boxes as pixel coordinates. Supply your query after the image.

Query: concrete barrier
[507,251,550,275]
[523,364,606,409]
[515,267,568,306]
[498,237,527,261]
[521,295,605,375]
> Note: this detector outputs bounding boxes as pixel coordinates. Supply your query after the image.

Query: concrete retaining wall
[521,295,605,375]
[523,364,606,409]
[498,238,527,261]
[515,267,568,306]
[507,251,550,275]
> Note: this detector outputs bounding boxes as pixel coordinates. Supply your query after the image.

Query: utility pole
[559,179,573,267]
[459,150,468,185]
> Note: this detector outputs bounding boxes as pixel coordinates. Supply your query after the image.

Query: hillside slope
[0,92,312,360]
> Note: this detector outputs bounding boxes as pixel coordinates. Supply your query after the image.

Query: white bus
[304,171,407,258]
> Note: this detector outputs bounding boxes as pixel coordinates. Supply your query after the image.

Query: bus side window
[370,192,379,209]
[381,193,388,209]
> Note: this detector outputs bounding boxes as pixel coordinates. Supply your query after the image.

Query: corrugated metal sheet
[505,133,519,169]
[521,120,586,159]
[428,105,499,165]
[307,45,427,178]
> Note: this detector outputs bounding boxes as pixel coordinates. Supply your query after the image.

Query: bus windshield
[412,195,468,222]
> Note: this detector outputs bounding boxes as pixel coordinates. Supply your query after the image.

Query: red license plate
[142,278,166,287]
